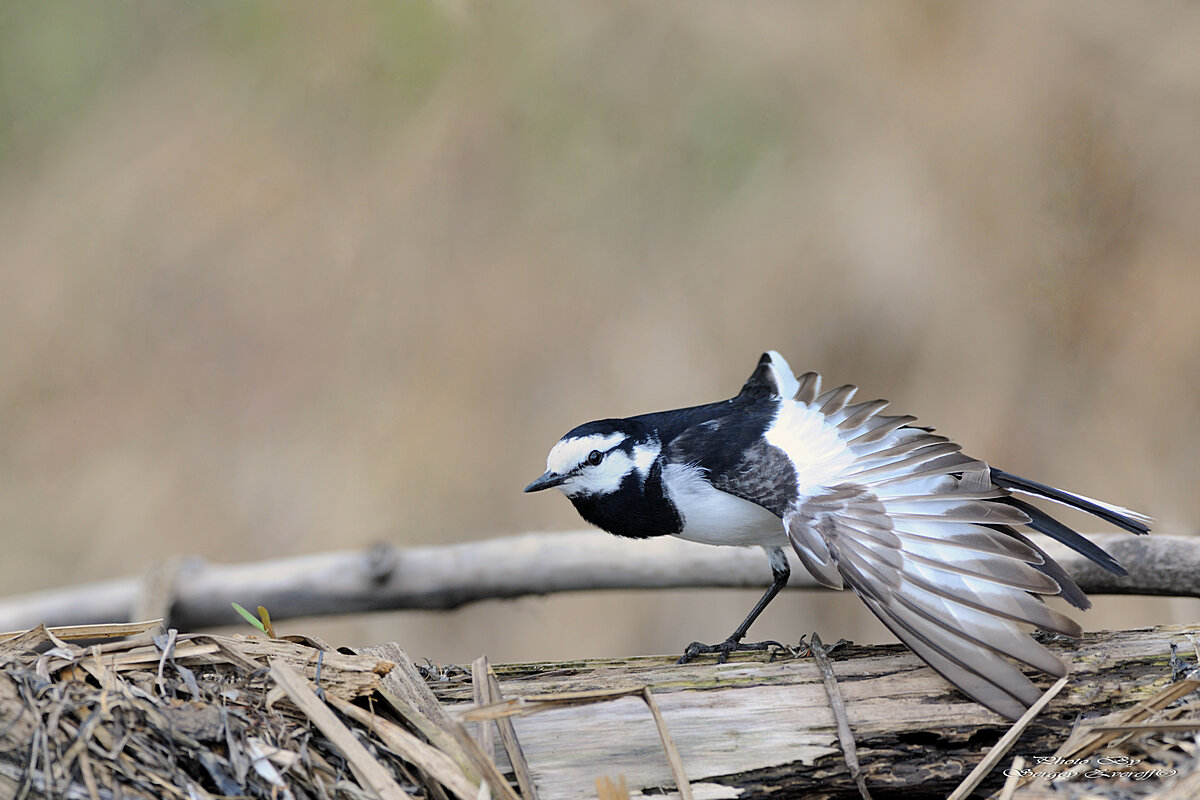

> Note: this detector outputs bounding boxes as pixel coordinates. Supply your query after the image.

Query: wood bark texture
[429,624,1200,800]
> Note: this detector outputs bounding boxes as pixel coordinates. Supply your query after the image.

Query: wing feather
[856,593,1037,719]
[848,435,952,466]
[716,359,1149,719]
[845,414,918,445]
[892,526,1046,561]
[843,443,965,480]
[816,385,858,416]
[739,364,1151,719]
[784,468,1081,719]
[794,371,822,404]
[817,513,1067,715]
[837,399,891,431]
[1003,496,1128,575]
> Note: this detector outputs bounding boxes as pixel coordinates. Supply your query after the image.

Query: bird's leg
[679,546,790,664]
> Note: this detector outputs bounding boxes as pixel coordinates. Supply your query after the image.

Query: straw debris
[0,622,502,800]
[4,620,1199,799]
[1002,671,1200,800]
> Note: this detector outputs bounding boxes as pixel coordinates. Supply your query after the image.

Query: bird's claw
[677,637,786,665]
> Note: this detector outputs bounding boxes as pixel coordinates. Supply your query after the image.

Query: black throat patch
[569,458,682,539]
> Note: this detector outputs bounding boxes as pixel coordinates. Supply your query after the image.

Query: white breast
[662,463,787,547]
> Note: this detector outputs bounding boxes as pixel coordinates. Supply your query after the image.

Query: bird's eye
[586,449,603,466]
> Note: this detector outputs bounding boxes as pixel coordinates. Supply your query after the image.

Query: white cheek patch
[564,450,634,497]
[632,439,661,477]
[546,432,626,475]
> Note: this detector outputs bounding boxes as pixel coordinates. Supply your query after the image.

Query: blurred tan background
[1,1,1197,664]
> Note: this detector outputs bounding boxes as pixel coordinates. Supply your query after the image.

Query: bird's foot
[677,636,785,665]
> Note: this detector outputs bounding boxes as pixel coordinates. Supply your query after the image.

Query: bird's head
[524,420,659,499]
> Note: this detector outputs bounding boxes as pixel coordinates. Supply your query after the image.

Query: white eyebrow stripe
[546,432,626,474]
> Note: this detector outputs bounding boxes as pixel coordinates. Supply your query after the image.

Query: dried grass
[0,622,512,800]
[1002,670,1200,800]
[3,619,1197,800]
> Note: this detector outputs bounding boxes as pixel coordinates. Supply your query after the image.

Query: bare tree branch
[0,531,1196,632]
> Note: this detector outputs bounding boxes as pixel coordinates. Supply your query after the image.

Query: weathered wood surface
[429,624,1200,800]
[1,532,1197,632]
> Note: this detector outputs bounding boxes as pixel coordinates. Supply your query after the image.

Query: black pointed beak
[524,471,566,493]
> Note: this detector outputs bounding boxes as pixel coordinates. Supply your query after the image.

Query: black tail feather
[990,468,1151,536]
[1002,497,1128,576]
[987,525,1093,611]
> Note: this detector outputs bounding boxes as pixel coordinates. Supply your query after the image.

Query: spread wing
[789,473,1077,719]
[720,353,1151,719]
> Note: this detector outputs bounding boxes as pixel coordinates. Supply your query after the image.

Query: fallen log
[1,621,1196,799]
[425,623,1200,800]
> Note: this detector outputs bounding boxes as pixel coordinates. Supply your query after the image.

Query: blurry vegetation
[1,1,1198,662]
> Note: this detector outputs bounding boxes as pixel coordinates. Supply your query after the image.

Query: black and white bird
[524,351,1151,720]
